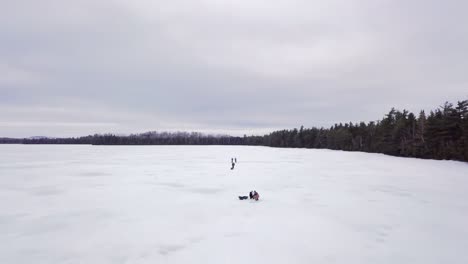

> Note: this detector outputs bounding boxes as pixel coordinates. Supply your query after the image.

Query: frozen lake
[0,145,467,264]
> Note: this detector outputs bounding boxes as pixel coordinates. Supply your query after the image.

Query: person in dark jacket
[249,190,259,200]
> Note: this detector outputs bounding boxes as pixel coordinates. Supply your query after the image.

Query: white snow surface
[1,145,467,264]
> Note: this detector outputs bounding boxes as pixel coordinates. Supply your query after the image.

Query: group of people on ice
[231,157,260,201]
[238,190,259,201]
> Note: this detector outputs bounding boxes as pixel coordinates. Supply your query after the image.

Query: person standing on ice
[231,158,235,170]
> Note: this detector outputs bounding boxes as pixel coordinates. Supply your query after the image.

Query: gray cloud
[1,0,467,137]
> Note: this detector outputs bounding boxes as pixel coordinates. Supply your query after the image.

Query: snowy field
[0,145,467,264]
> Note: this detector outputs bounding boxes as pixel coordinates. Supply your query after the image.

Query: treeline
[0,132,245,146]
[1,100,467,162]
[90,131,246,145]
[259,100,468,162]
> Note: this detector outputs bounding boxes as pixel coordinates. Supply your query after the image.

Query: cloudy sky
[1,0,467,137]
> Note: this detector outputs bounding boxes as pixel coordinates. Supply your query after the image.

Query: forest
[1,99,467,162]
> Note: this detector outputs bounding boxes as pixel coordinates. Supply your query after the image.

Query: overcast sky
[1,0,467,137]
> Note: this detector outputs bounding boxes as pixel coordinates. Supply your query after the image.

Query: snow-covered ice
[0,145,467,264]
